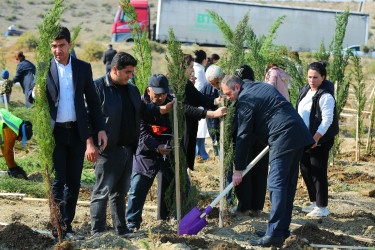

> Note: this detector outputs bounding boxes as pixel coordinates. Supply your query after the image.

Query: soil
[1,145,375,249]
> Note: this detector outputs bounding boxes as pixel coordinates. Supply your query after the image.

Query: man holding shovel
[221,75,314,247]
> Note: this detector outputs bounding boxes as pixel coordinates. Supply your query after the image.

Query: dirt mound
[293,222,367,246]
[208,240,244,250]
[329,172,375,184]
[155,233,210,249]
[283,235,309,250]
[0,222,54,250]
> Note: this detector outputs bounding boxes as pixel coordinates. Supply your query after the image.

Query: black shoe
[117,227,136,237]
[248,235,284,247]
[256,231,266,237]
[8,166,29,180]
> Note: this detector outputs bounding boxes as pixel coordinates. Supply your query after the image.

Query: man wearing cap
[102,44,117,73]
[0,108,33,180]
[88,52,175,237]
[126,74,174,232]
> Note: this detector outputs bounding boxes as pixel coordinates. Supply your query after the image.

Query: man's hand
[98,130,107,151]
[232,170,243,186]
[160,99,175,115]
[311,132,322,148]
[86,137,98,163]
[214,95,222,106]
[157,144,172,156]
[205,106,227,118]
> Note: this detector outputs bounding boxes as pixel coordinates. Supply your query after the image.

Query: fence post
[173,99,181,223]
[219,100,224,228]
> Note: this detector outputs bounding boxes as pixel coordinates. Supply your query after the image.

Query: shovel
[178,146,270,236]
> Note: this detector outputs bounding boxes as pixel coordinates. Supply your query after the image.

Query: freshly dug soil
[293,222,368,246]
[0,222,54,250]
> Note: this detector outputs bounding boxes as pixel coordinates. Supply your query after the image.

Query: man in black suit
[102,44,117,73]
[13,51,36,107]
[29,27,107,242]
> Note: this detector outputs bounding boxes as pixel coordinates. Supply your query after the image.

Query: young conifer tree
[164,28,193,216]
[34,0,66,245]
[120,0,152,94]
[351,55,366,160]
[69,22,82,55]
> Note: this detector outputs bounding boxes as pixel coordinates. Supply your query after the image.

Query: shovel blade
[178,206,207,235]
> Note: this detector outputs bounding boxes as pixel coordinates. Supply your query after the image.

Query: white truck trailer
[155,0,369,51]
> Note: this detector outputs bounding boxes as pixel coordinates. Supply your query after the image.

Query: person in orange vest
[0,108,33,180]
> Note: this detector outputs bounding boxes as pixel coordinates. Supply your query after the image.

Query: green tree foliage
[120,0,152,94]
[82,41,105,61]
[16,32,39,50]
[206,10,248,75]
[69,22,82,54]
[34,0,66,244]
[329,10,351,118]
[0,49,6,71]
[164,28,195,216]
[351,55,366,157]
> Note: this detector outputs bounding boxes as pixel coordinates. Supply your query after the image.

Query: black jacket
[102,48,117,72]
[92,73,160,153]
[13,59,36,107]
[183,80,215,170]
[296,80,339,144]
[234,81,314,171]
[133,91,173,178]
[28,56,105,142]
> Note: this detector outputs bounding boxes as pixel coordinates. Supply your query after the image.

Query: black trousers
[235,145,269,211]
[300,138,334,208]
[52,124,86,236]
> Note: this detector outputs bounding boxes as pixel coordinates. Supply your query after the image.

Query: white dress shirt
[55,57,76,122]
[193,62,207,91]
[298,90,335,136]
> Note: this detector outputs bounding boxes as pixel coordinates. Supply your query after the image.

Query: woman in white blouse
[296,61,339,217]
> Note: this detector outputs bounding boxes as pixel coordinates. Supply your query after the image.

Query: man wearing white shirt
[29,27,107,243]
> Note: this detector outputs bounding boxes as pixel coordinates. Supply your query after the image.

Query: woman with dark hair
[181,54,223,172]
[205,53,220,71]
[13,51,36,107]
[296,61,339,217]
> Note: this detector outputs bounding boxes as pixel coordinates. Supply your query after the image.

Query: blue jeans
[195,138,209,160]
[1,95,10,104]
[266,148,303,238]
[127,160,174,229]
[90,146,133,235]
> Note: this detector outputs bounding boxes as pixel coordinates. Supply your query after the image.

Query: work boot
[8,166,29,180]
[248,235,284,247]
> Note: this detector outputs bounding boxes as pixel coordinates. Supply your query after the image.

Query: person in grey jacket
[221,75,314,247]
[88,52,174,237]
[13,51,36,107]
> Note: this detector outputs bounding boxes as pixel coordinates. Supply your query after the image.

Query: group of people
[1,26,339,248]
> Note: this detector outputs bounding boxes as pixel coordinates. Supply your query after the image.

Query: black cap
[234,65,254,81]
[148,74,169,94]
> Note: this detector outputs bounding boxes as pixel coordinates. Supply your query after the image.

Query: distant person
[193,50,210,160]
[0,70,14,104]
[102,44,117,73]
[296,61,339,217]
[264,63,292,102]
[13,51,36,108]
[205,53,220,71]
[0,108,33,180]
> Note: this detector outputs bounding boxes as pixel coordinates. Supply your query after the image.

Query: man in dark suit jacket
[13,51,36,107]
[29,27,107,242]
[221,75,314,247]
[102,44,117,73]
